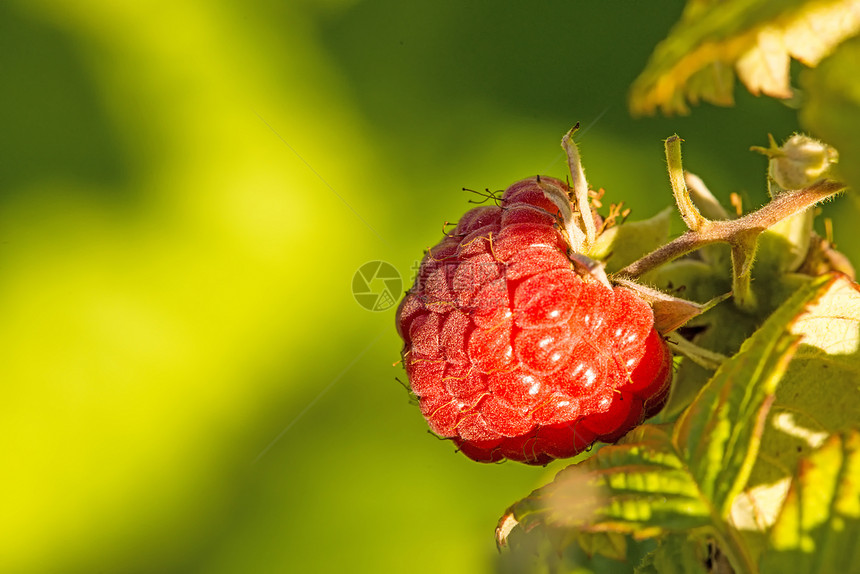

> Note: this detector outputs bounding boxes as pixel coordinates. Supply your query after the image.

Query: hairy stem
[614,179,845,280]
[731,231,760,311]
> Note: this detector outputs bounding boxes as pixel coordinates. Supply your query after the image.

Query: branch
[613,179,845,280]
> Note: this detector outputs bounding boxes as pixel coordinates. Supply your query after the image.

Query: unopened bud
[753,134,838,192]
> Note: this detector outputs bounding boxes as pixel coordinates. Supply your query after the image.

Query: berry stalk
[614,179,843,277]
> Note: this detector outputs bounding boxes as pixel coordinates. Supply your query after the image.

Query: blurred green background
[2,1,856,572]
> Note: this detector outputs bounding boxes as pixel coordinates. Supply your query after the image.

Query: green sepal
[589,207,671,275]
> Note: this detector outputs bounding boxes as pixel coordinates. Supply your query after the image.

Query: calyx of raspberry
[548,126,713,334]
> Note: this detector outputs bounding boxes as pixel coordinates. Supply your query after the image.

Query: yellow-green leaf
[630,0,860,116]
[672,275,837,516]
[730,274,860,538]
[498,425,712,541]
[760,430,860,572]
[635,534,713,574]
[576,531,628,561]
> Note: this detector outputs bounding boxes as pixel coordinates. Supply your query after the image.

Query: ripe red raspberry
[396,176,673,465]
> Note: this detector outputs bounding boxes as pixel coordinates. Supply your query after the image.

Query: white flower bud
[769,134,838,191]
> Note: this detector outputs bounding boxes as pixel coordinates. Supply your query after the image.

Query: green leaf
[730,274,860,538]
[635,534,713,574]
[653,243,834,420]
[802,34,860,194]
[630,0,860,116]
[760,430,860,573]
[671,277,831,516]
[576,531,628,561]
[498,425,712,537]
[497,527,653,574]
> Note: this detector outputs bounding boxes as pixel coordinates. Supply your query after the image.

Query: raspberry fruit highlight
[396,176,673,465]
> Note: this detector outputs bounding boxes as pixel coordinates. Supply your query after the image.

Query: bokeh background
[3,1,857,572]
